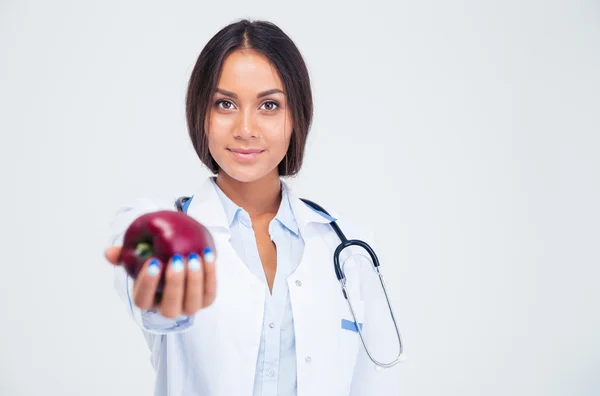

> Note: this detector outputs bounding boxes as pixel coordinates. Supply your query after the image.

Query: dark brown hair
[185,19,313,176]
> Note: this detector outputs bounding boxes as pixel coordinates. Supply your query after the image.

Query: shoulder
[307,199,377,247]
[284,181,374,238]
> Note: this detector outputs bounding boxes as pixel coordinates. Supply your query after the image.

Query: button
[295,280,302,286]
[269,323,275,329]
[267,369,275,377]
[305,357,312,363]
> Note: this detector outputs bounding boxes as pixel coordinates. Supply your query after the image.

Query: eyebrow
[215,88,284,99]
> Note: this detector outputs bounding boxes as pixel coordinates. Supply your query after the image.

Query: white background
[1,0,599,395]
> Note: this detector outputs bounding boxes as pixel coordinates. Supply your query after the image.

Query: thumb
[105,246,122,265]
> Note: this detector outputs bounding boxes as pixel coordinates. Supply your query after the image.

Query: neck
[215,171,282,217]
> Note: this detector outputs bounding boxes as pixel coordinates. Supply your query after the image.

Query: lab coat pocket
[337,299,365,388]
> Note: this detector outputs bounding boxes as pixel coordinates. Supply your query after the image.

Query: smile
[227,148,265,161]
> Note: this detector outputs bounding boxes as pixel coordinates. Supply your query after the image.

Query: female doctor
[104,19,402,396]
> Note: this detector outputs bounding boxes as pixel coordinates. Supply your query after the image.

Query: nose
[234,108,258,139]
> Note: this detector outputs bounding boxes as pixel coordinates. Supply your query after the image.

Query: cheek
[212,114,234,130]
[208,113,234,136]
[206,115,232,148]
[263,116,293,153]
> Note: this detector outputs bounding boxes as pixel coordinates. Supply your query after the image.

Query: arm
[108,196,195,335]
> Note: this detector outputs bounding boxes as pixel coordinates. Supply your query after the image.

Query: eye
[216,100,235,110]
[261,101,279,111]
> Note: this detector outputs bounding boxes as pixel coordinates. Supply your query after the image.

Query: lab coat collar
[186,177,337,236]
[282,180,339,235]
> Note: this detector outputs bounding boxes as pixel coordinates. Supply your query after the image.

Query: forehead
[218,49,284,91]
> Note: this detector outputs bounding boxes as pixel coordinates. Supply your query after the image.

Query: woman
[105,19,402,396]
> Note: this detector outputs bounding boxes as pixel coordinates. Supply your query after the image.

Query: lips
[229,148,264,154]
[228,148,264,161]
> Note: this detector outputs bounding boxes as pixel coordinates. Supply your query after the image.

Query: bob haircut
[185,19,313,176]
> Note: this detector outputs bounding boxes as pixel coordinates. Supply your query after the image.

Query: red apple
[118,210,216,293]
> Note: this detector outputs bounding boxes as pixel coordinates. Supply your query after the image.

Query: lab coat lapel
[286,186,343,395]
[185,178,266,366]
[182,178,350,394]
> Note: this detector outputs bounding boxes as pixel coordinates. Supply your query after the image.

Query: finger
[159,254,186,319]
[202,247,217,307]
[132,258,162,310]
[182,253,204,316]
[104,246,122,265]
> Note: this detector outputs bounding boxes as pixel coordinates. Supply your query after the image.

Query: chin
[219,163,277,184]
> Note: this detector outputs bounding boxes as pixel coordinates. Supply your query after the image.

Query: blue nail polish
[188,252,201,272]
[147,259,160,276]
[203,247,215,264]
[171,254,184,273]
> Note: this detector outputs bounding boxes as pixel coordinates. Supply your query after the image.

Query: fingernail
[203,247,215,264]
[147,259,160,276]
[171,254,184,273]
[188,252,201,272]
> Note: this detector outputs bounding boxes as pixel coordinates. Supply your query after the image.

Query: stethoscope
[299,199,404,369]
[176,195,404,368]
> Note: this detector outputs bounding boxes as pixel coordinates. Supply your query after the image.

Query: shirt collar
[210,177,300,236]
[186,177,337,237]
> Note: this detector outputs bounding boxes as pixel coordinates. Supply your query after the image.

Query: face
[206,49,293,183]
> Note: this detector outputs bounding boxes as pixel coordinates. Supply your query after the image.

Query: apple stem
[135,242,153,260]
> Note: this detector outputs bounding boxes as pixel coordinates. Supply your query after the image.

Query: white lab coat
[109,177,402,395]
